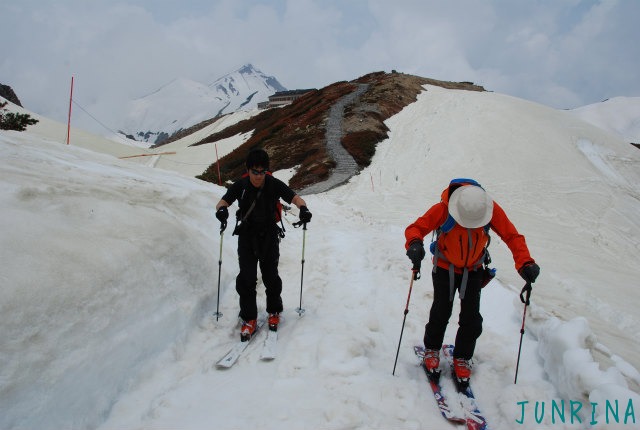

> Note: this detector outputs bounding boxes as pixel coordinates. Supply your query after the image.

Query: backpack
[430,178,496,300]
[233,172,286,238]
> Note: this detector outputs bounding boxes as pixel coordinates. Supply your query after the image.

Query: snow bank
[0,132,223,429]
[526,311,640,427]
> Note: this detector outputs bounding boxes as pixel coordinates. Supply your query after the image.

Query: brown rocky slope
[191,71,484,191]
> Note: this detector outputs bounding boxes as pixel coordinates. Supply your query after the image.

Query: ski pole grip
[412,266,421,280]
[520,282,532,305]
[293,221,308,229]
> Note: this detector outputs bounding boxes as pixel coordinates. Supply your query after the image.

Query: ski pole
[514,281,532,383]
[295,222,307,316]
[213,228,225,321]
[393,267,420,376]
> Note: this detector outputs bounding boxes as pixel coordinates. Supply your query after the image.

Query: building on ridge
[258,89,316,109]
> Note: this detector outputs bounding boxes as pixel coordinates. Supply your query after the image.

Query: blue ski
[442,344,489,430]
[414,345,466,424]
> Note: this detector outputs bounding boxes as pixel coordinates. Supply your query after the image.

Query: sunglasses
[249,168,266,176]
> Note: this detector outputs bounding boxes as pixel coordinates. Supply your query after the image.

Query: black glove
[519,262,540,283]
[406,240,425,270]
[299,206,312,223]
[215,206,228,231]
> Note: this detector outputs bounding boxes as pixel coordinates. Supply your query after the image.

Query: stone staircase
[301,83,369,194]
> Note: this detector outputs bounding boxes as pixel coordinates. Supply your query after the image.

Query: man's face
[248,166,267,188]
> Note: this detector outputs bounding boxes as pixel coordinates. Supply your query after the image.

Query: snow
[3,97,258,178]
[1,86,640,430]
[570,97,640,144]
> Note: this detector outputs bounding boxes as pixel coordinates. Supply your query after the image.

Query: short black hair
[246,148,270,170]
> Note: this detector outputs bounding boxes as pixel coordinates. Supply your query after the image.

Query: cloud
[1,0,639,135]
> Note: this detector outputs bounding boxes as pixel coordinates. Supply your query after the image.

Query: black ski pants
[236,228,283,321]
[424,266,484,360]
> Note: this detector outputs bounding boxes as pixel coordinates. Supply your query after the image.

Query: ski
[442,344,490,430]
[215,319,265,368]
[260,329,278,360]
[414,346,466,425]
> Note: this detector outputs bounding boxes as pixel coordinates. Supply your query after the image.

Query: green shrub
[0,101,39,131]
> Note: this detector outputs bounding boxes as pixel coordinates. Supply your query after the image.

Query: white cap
[448,186,493,228]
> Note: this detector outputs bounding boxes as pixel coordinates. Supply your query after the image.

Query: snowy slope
[569,96,640,143]
[121,64,285,143]
[1,96,151,160]
[1,85,639,430]
[1,94,258,178]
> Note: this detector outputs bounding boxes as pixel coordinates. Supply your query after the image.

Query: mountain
[120,64,286,145]
[0,83,23,107]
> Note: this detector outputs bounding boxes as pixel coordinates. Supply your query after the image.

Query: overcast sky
[2,0,639,135]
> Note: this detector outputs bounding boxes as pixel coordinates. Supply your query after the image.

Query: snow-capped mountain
[121,64,286,144]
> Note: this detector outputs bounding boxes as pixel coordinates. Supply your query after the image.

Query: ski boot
[268,313,280,332]
[453,357,472,389]
[423,348,441,381]
[240,319,257,342]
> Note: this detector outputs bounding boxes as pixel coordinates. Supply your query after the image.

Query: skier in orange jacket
[405,178,540,385]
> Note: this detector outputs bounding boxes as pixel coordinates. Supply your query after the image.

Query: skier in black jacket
[215,149,312,340]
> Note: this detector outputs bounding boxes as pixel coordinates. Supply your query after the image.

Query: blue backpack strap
[440,214,456,233]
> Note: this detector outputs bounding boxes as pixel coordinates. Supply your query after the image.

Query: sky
[2,0,640,135]
[2,84,640,429]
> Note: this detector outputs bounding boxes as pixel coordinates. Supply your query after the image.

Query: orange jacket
[405,192,534,272]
